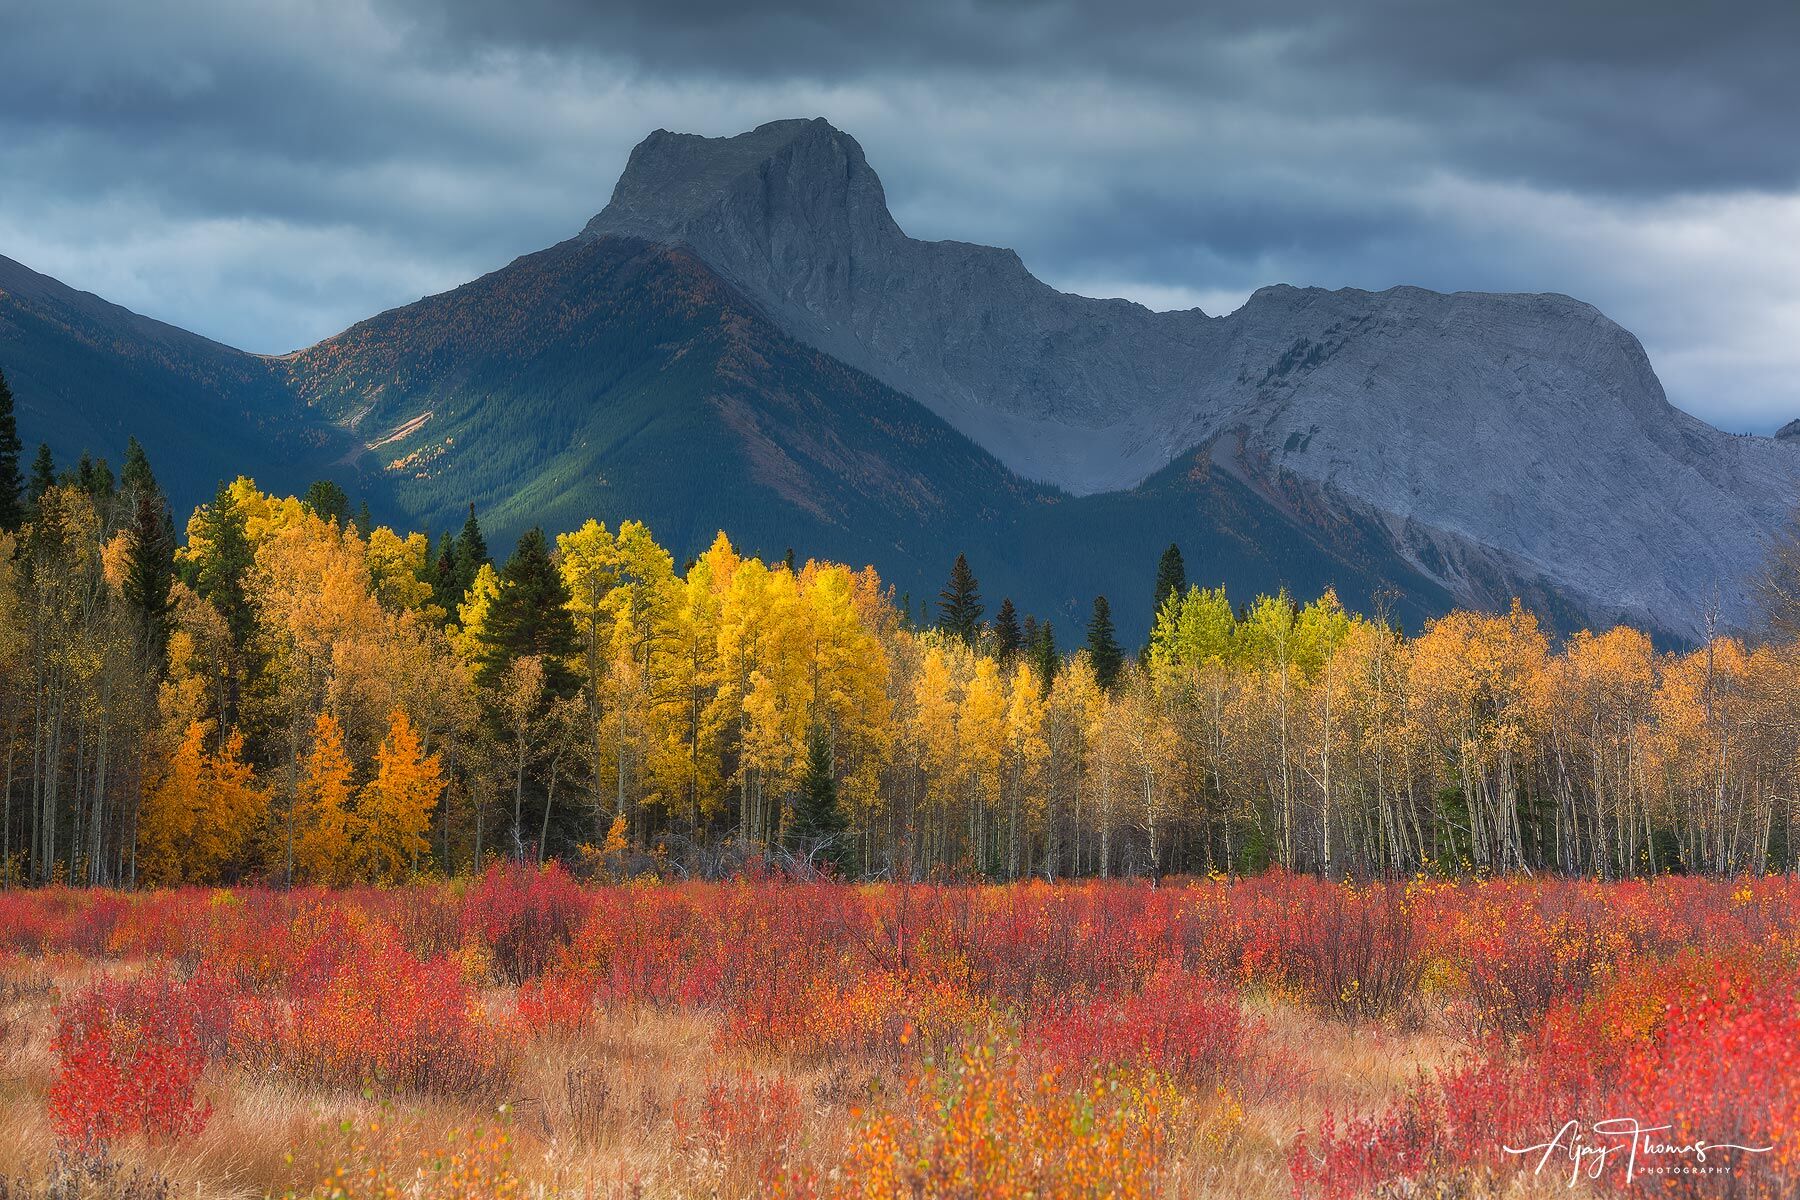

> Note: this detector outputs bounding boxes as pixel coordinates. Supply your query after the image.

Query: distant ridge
[4,118,1798,642]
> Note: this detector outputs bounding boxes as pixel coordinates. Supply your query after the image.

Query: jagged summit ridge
[579,118,1800,639]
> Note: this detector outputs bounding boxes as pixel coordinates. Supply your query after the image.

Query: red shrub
[460,862,592,983]
[1029,967,1255,1084]
[49,973,211,1152]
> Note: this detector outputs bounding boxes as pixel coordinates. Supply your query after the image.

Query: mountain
[584,118,1800,640]
[273,233,1447,633]
[3,117,1795,643]
[0,253,362,517]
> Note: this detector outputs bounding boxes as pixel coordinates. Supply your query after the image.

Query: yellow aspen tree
[293,712,355,885]
[138,720,210,885]
[365,527,438,618]
[957,654,1007,872]
[450,562,501,666]
[1003,661,1050,878]
[357,709,445,883]
[201,728,271,878]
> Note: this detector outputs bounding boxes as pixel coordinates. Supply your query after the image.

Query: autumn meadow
[2,453,1799,1197]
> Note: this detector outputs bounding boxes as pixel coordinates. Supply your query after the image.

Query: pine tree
[1086,595,1124,690]
[1154,543,1187,612]
[452,503,489,597]
[936,553,984,644]
[1146,542,1187,654]
[478,527,581,697]
[352,500,373,537]
[191,480,256,653]
[27,443,54,508]
[429,532,462,618]
[788,725,847,870]
[1033,619,1059,685]
[993,598,1022,664]
[120,439,175,667]
[301,479,350,525]
[0,367,22,531]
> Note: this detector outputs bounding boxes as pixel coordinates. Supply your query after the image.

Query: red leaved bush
[460,861,592,984]
[1292,950,1800,1199]
[1029,967,1255,1084]
[49,972,212,1152]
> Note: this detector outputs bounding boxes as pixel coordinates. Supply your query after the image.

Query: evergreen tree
[457,502,489,565]
[1153,543,1187,612]
[783,547,796,573]
[993,598,1022,664]
[119,437,156,497]
[936,553,984,644]
[450,503,489,600]
[352,500,373,537]
[1086,595,1124,690]
[190,480,257,652]
[788,725,848,870]
[1032,620,1059,685]
[27,443,54,508]
[0,367,22,531]
[477,527,581,697]
[1146,542,1187,654]
[301,479,350,525]
[120,440,176,669]
[429,531,462,618]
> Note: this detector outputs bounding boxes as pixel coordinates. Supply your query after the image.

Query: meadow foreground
[1,869,1796,1199]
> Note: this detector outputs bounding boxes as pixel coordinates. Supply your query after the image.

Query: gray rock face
[584,119,1800,639]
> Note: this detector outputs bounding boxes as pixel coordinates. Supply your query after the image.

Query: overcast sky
[3,0,1797,432]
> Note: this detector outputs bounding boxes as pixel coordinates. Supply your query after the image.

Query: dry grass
[0,949,1489,1200]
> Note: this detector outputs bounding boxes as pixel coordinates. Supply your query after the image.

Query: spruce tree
[936,553,984,644]
[457,502,488,561]
[0,367,22,531]
[1086,595,1124,690]
[478,527,581,697]
[27,443,54,508]
[430,532,462,618]
[191,480,257,652]
[122,469,178,670]
[788,725,848,870]
[120,438,155,496]
[1146,543,1187,654]
[453,503,489,597]
[1033,620,1059,685]
[1153,544,1186,613]
[302,479,350,525]
[993,598,1022,665]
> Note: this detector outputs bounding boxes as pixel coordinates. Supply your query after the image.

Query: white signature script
[1504,1118,1774,1186]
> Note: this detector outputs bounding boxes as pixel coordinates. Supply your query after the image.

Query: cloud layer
[3,0,1796,431]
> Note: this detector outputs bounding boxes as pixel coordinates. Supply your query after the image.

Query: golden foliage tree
[356,709,444,883]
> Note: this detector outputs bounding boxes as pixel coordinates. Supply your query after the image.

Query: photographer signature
[1504,1118,1773,1186]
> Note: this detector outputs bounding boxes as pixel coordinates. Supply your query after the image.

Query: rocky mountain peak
[582,117,893,247]
[1778,418,1800,441]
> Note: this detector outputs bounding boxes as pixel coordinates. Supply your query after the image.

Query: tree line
[2,368,1799,886]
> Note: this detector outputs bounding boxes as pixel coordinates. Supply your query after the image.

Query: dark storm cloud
[410,0,1800,194]
[1,0,1796,429]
